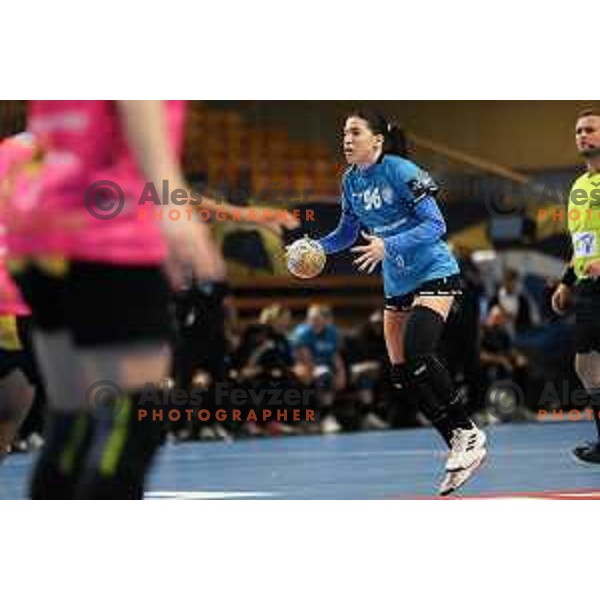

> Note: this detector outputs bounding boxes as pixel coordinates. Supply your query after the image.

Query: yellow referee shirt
[567,170,600,278]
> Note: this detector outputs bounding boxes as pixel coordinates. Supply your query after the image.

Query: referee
[552,108,600,464]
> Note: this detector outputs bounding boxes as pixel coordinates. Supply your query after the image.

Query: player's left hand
[585,259,600,278]
[350,231,384,273]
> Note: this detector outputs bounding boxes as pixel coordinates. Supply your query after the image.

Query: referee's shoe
[573,441,600,465]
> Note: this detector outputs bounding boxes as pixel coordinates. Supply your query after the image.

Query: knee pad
[391,356,447,390]
[403,305,445,360]
[390,363,411,391]
[407,354,451,384]
[392,355,454,425]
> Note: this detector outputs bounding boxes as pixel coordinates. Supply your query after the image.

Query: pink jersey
[0,134,32,316]
[12,101,187,266]
[0,262,29,316]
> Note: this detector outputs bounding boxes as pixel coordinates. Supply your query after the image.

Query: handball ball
[286,237,326,279]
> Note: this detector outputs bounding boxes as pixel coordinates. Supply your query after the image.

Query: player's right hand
[160,212,226,287]
[551,283,572,316]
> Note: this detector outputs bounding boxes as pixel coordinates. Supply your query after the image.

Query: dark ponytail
[348,110,408,158]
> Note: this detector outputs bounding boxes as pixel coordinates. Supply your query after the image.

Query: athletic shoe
[445,426,487,472]
[198,426,217,441]
[320,415,343,434]
[264,421,296,436]
[439,450,487,496]
[360,412,389,431]
[240,421,264,437]
[211,424,233,442]
[572,441,600,465]
[27,432,44,450]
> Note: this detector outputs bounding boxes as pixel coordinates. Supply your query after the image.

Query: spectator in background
[290,304,346,434]
[443,247,484,415]
[479,304,534,421]
[490,269,539,338]
[232,304,303,436]
[172,280,231,442]
[258,304,295,370]
[344,310,390,430]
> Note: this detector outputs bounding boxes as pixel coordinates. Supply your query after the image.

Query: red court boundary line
[386,488,600,500]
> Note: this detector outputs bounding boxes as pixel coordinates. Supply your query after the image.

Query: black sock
[75,391,163,500]
[30,410,92,500]
[394,357,472,447]
[590,394,600,440]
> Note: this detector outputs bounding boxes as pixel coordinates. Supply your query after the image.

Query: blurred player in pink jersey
[0,132,40,461]
[5,101,222,499]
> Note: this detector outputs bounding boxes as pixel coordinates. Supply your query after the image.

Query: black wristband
[561,265,576,287]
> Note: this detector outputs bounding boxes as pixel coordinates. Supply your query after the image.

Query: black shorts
[13,260,172,348]
[574,279,600,353]
[384,274,464,312]
[0,316,38,383]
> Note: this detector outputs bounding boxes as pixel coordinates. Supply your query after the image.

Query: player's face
[575,116,600,158]
[343,117,384,165]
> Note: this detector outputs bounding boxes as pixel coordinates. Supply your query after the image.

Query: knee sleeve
[390,362,411,390]
[393,356,452,424]
[391,354,468,429]
[402,305,466,419]
[403,305,445,359]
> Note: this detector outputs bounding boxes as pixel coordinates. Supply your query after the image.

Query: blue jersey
[289,323,339,368]
[318,154,459,297]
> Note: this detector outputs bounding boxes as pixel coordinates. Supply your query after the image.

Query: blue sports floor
[2,421,600,499]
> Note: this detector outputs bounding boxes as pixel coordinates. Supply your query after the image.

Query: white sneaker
[320,415,343,434]
[361,412,389,431]
[175,428,193,442]
[198,426,217,441]
[27,432,45,450]
[211,424,233,442]
[445,426,487,473]
[439,449,487,496]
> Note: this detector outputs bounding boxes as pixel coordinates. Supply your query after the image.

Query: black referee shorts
[574,279,600,354]
[13,260,172,348]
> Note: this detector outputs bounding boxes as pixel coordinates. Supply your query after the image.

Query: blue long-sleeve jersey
[318,154,459,297]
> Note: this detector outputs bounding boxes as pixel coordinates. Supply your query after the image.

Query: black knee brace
[404,305,445,357]
[391,356,454,427]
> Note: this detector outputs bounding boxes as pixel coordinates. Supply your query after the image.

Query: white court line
[163,447,581,460]
[145,491,278,500]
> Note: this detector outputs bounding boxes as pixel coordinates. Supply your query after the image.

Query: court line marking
[145,491,278,500]
[387,488,600,500]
